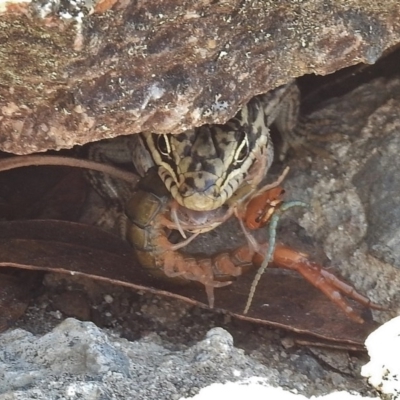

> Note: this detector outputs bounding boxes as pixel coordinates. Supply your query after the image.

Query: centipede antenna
[243,200,307,314]
[170,205,187,239]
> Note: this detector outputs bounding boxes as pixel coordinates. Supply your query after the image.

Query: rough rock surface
[0,318,380,399]
[281,75,400,322]
[1,0,400,154]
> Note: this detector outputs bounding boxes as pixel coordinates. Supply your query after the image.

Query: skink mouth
[180,192,224,211]
[159,166,239,211]
[164,171,227,211]
[171,184,225,211]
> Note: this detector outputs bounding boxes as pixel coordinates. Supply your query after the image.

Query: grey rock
[284,76,400,322]
[0,317,383,399]
[0,319,277,399]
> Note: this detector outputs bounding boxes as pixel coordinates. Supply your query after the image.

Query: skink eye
[156,134,171,157]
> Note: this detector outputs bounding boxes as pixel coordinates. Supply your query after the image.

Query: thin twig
[0,155,138,182]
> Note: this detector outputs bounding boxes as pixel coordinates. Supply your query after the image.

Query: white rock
[362,315,400,399]
[180,378,379,400]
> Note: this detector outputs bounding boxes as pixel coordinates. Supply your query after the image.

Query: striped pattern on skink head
[139,95,273,211]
